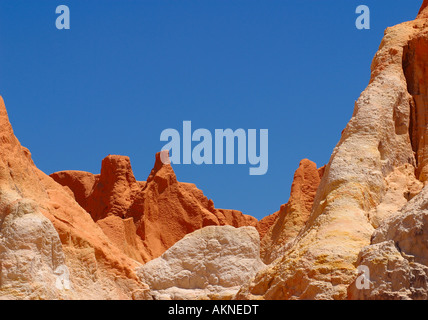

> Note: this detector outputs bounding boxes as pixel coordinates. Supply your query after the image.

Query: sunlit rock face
[236,1,428,300]
[137,226,265,300]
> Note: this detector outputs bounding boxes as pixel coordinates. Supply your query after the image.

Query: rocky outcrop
[236,2,428,300]
[0,96,146,300]
[127,151,259,260]
[0,92,260,299]
[86,155,142,222]
[52,151,258,262]
[260,160,324,264]
[49,170,99,210]
[368,164,423,228]
[137,226,265,300]
[256,212,279,240]
[348,185,428,300]
[406,2,428,183]
[0,198,69,300]
[96,215,150,264]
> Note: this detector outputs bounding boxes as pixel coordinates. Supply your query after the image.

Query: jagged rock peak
[146,150,177,185]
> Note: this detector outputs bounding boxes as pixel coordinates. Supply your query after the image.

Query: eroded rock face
[260,159,324,264]
[52,151,258,262]
[96,215,150,264]
[0,198,70,300]
[87,155,141,222]
[368,164,423,228]
[349,185,428,300]
[236,2,428,300]
[128,152,259,260]
[404,19,428,182]
[49,171,98,210]
[0,96,146,300]
[137,226,265,300]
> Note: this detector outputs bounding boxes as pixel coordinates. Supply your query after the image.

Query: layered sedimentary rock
[51,151,258,262]
[0,96,147,299]
[236,2,428,300]
[137,226,265,300]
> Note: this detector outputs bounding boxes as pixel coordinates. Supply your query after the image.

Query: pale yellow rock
[369,164,423,228]
[349,185,428,300]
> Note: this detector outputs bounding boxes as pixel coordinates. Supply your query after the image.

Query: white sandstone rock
[0,197,72,300]
[137,226,265,300]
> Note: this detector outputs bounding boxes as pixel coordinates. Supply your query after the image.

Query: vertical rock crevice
[403,36,428,182]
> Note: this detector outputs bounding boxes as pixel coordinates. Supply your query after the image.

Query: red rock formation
[86,155,141,221]
[0,96,47,201]
[96,215,150,263]
[418,0,428,18]
[404,26,428,182]
[256,211,279,239]
[51,150,258,261]
[49,170,98,209]
[260,159,324,263]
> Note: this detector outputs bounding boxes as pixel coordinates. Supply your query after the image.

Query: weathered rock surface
[348,185,428,300]
[0,91,261,300]
[137,226,265,300]
[127,152,259,260]
[52,151,259,262]
[368,164,423,228]
[0,198,70,300]
[96,215,150,264]
[236,1,428,300]
[49,170,99,210]
[0,96,146,300]
[260,159,324,264]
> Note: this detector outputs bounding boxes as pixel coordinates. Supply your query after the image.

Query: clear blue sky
[0,0,423,220]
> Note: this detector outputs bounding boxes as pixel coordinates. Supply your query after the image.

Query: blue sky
[0,0,423,220]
